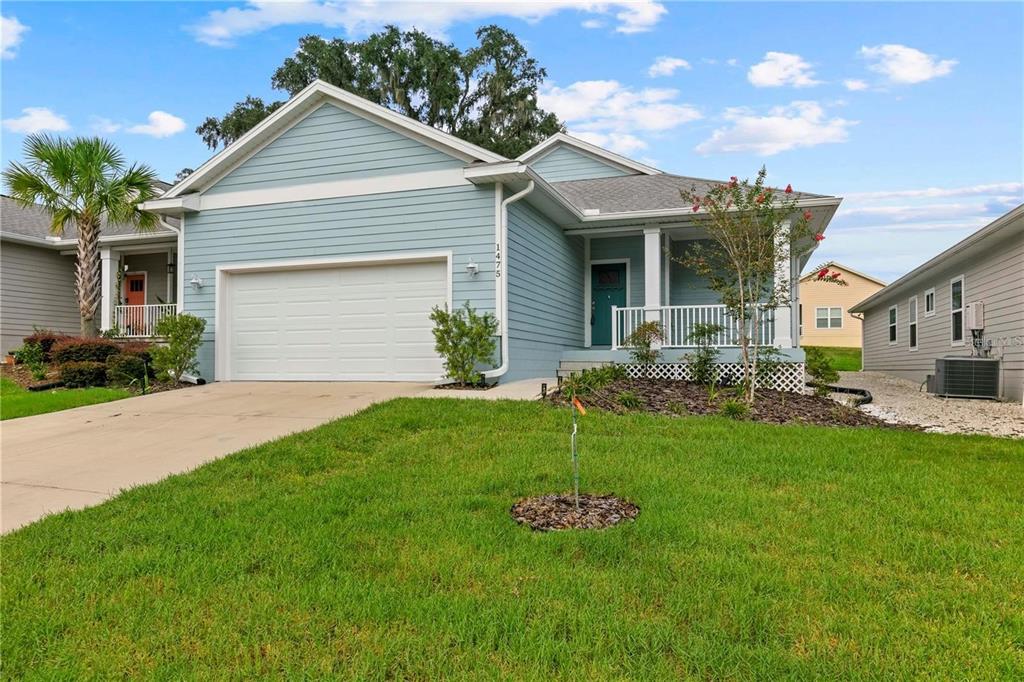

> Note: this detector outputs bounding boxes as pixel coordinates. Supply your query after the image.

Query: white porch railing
[113,304,177,338]
[611,304,774,349]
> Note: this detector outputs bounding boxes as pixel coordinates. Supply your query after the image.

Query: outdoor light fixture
[166,258,176,276]
[189,274,204,290]
[466,261,479,276]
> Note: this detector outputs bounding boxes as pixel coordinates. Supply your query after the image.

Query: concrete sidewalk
[1,381,428,533]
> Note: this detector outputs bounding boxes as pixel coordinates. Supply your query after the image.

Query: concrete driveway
[1,382,428,533]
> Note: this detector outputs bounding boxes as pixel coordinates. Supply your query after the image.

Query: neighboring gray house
[7,80,840,384]
[0,190,177,354]
[850,204,1024,402]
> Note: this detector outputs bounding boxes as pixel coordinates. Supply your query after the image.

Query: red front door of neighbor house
[123,274,145,332]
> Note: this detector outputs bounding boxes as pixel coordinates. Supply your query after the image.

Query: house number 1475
[494,242,502,279]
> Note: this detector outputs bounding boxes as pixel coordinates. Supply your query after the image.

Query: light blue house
[137,80,840,386]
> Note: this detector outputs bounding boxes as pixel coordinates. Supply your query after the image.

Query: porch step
[557,360,615,377]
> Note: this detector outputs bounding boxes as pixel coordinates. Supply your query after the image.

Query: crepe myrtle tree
[677,167,841,403]
[3,135,160,337]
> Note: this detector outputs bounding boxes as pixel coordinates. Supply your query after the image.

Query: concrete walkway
[1,382,428,533]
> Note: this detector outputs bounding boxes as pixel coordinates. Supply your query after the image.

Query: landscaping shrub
[755,346,784,389]
[805,346,840,396]
[152,314,206,382]
[617,390,642,410]
[60,361,108,388]
[51,338,120,364]
[624,321,663,371]
[106,354,147,387]
[561,364,626,396]
[116,341,155,376]
[23,330,71,361]
[429,302,497,386]
[685,322,723,387]
[719,398,751,420]
[13,343,47,381]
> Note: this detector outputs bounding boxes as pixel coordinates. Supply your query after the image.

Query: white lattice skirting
[625,362,806,393]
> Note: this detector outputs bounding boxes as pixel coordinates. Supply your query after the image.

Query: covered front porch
[580,224,797,352]
[99,244,178,338]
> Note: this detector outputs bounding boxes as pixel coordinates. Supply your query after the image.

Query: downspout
[482,180,535,380]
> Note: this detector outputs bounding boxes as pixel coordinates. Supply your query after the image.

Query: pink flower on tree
[804,210,813,221]
[813,233,825,242]
[785,184,793,194]
[817,267,830,279]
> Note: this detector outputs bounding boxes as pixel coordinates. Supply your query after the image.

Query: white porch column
[100,247,118,331]
[774,223,794,348]
[643,226,662,327]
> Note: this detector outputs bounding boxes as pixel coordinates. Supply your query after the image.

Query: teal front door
[591,262,627,346]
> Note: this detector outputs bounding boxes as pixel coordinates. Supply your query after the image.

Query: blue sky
[2,1,1021,280]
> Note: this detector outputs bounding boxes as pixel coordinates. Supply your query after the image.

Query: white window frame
[888,305,898,345]
[815,306,843,329]
[908,295,918,351]
[923,287,935,317]
[950,275,965,346]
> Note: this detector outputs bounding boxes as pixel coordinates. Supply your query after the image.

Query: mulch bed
[0,363,192,394]
[552,377,912,430]
[511,494,640,531]
[434,382,495,391]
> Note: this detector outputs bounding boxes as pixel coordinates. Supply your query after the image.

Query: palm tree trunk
[75,218,102,337]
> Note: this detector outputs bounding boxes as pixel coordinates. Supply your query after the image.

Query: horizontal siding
[506,203,584,380]
[861,223,1023,401]
[0,241,79,353]
[530,146,632,182]
[183,184,496,380]
[206,103,464,195]
[798,271,884,348]
[669,240,723,306]
[591,236,645,307]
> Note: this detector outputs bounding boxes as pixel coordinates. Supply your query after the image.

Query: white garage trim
[214,250,453,381]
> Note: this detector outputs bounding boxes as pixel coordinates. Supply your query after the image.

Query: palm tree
[3,135,160,337]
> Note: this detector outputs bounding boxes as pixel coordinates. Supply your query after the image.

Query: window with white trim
[924,288,935,317]
[815,306,842,329]
[908,296,918,350]
[888,305,898,344]
[950,276,964,345]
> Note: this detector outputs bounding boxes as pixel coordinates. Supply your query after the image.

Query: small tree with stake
[677,167,843,404]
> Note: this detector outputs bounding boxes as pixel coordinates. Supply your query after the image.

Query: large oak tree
[197,25,563,158]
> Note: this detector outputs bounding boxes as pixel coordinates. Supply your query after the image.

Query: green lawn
[806,345,863,371]
[3,399,1022,678]
[0,376,131,420]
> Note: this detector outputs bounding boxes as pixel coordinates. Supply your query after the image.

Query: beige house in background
[798,261,885,348]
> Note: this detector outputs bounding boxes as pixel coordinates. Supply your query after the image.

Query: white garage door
[225,260,447,381]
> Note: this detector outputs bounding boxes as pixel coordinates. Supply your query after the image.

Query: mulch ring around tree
[551,378,914,430]
[511,494,640,531]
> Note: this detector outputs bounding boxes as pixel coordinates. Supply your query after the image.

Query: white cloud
[648,56,690,77]
[90,117,122,134]
[1,15,28,59]
[844,182,1023,202]
[747,51,821,88]
[2,107,70,134]
[581,18,604,29]
[190,0,666,46]
[540,79,702,148]
[859,44,957,84]
[726,58,739,67]
[572,131,648,155]
[695,101,854,156]
[843,79,868,91]
[126,111,186,138]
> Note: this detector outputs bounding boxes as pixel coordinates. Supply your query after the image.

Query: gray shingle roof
[550,174,832,215]
[1,195,175,241]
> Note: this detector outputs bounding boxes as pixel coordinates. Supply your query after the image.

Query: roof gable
[204,103,464,195]
[800,261,887,287]
[165,80,505,198]
[518,133,660,178]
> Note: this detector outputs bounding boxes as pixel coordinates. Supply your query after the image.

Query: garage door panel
[227,260,447,381]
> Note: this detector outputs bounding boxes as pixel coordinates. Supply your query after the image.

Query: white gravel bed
[830,371,1024,438]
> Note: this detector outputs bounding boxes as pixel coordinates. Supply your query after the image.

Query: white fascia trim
[575,197,843,224]
[197,169,469,212]
[165,80,505,199]
[214,249,453,381]
[517,133,662,175]
[0,232,58,248]
[138,194,201,216]
[463,161,528,182]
